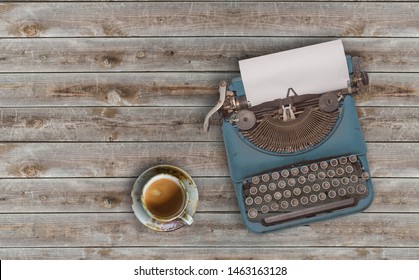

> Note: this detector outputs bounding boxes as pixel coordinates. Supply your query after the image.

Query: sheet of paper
[238,40,350,106]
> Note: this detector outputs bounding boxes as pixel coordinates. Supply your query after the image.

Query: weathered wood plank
[1,38,418,72]
[1,247,418,260]
[0,213,418,247]
[0,178,417,213]
[0,107,417,142]
[0,143,417,178]
[1,3,417,37]
[0,0,411,2]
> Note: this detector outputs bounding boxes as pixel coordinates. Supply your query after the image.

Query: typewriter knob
[319,92,340,112]
[235,110,256,130]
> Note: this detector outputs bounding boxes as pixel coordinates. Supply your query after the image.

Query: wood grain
[0,143,417,178]
[0,107,417,142]
[0,178,417,213]
[1,3,417,37]
[1,247,418,260]
[0,212,418,247]
[1,38,418,72]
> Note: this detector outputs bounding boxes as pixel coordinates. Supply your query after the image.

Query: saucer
[131,165,198,232]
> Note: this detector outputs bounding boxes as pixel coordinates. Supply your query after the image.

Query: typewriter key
[298,176,306,184]
[245,197,253,206]
[310,163,319,172]
[271,172,280,180]
[308,174,316,182]
[347,186,355,194]
[320,161,328,169]
[293,188,302,196]
[350,175,358,183]
[254,196,263,204]
[303,185,311,194]
[288,178,296,187]
[281,170,289,178]
[291,199,299,207]
[283,190,292,198]
[274,192,282,200]
[318,172,326,180]
[356,184,366,194]
[336,168,345,176]
[310,194,318,203]
[278,180,286,189]
[268,182,277,191]
[349,155,357,163]
[262,174,270,182]
[281,201,289,209]
[338,188,347,196]
[328,190,336,199]
[261,205,270,214]
[318,193,327,201]
[251,176,260,185]
[322,181,331,190]
[301,166,309,174]
[264,194,272,203]
[341,177,349,185]
[312,183,321,192]
[259,184,267,193]
[291,168,299,176]
[332,179,340,187]
[248,208,258,219]
[327,170,336,178]
[339,156,348,165]
[300,196,309,205]
[346,165,354,174]
[330,159,338,167]
[249,187,258,195]
[362,172,370,180]
[271,203,279,211]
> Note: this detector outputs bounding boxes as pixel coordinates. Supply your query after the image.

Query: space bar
[262,198,357,226]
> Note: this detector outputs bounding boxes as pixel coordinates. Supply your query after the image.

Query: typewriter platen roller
[204,55,373,233]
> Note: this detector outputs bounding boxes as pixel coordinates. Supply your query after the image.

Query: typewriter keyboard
[243,155,370,226]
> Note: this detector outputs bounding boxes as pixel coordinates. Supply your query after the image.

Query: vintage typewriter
[203,55,373,233]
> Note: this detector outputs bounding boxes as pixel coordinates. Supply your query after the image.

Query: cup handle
[180,211,194,225]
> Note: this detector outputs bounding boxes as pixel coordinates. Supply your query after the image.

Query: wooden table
[0,1,418,260]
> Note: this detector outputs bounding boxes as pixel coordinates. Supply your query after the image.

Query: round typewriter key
[347,186,355,194]
[281,170,289,178]
[291,168,299,176]
[262,174,270,182]
[308,174,316,182]
[310,194,318,203]
[312,183,321,192]
[300,196,309,205]
[328,190,336,199]
[349,155,357,163]
[332,178,340,187]
[271,172,280,180]
[322,181,331,190]
[298,176,306,184]
[338,188,347,196]
[339,156,348,165]
[248,208,258,219]
[330,159,338,167]
[318,193,327,201]
[346,165,354,174]
[254,196,263,205]
[310,163,319,172]
[278,180,286,189]
[356,184,366,194]
[261,205,270,214]
[251,176,260,185]
[350,175,358,183]
[281,201,289,209]
[362,172,370,180]
[293,187,302,196]
[320,161,328,169]
[249,187,258,195]
[271,203,279,211]
[303,185,311,194]
[336,168,345,176]
[288,178,296,187]
[283,190,292,198]
[327,170,336,178]
[268,182,277,191]
[291,199,299,207]
[318,172,326,180]
[341,177,349,185]
[301,166,309,174]
[264,194,272,203]
[245,197,253,206]
[259,184,267,193]
[274,192,282,200]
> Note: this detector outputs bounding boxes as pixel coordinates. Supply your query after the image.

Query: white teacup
[141,173,193,225]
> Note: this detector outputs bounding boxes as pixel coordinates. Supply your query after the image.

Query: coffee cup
[141,173,193,225]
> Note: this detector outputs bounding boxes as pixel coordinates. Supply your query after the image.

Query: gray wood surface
[0,0,418,260]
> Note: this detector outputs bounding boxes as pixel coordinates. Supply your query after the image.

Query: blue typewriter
[203,55,373,233]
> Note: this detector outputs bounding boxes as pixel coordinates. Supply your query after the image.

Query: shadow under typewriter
[204,56,373,233]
